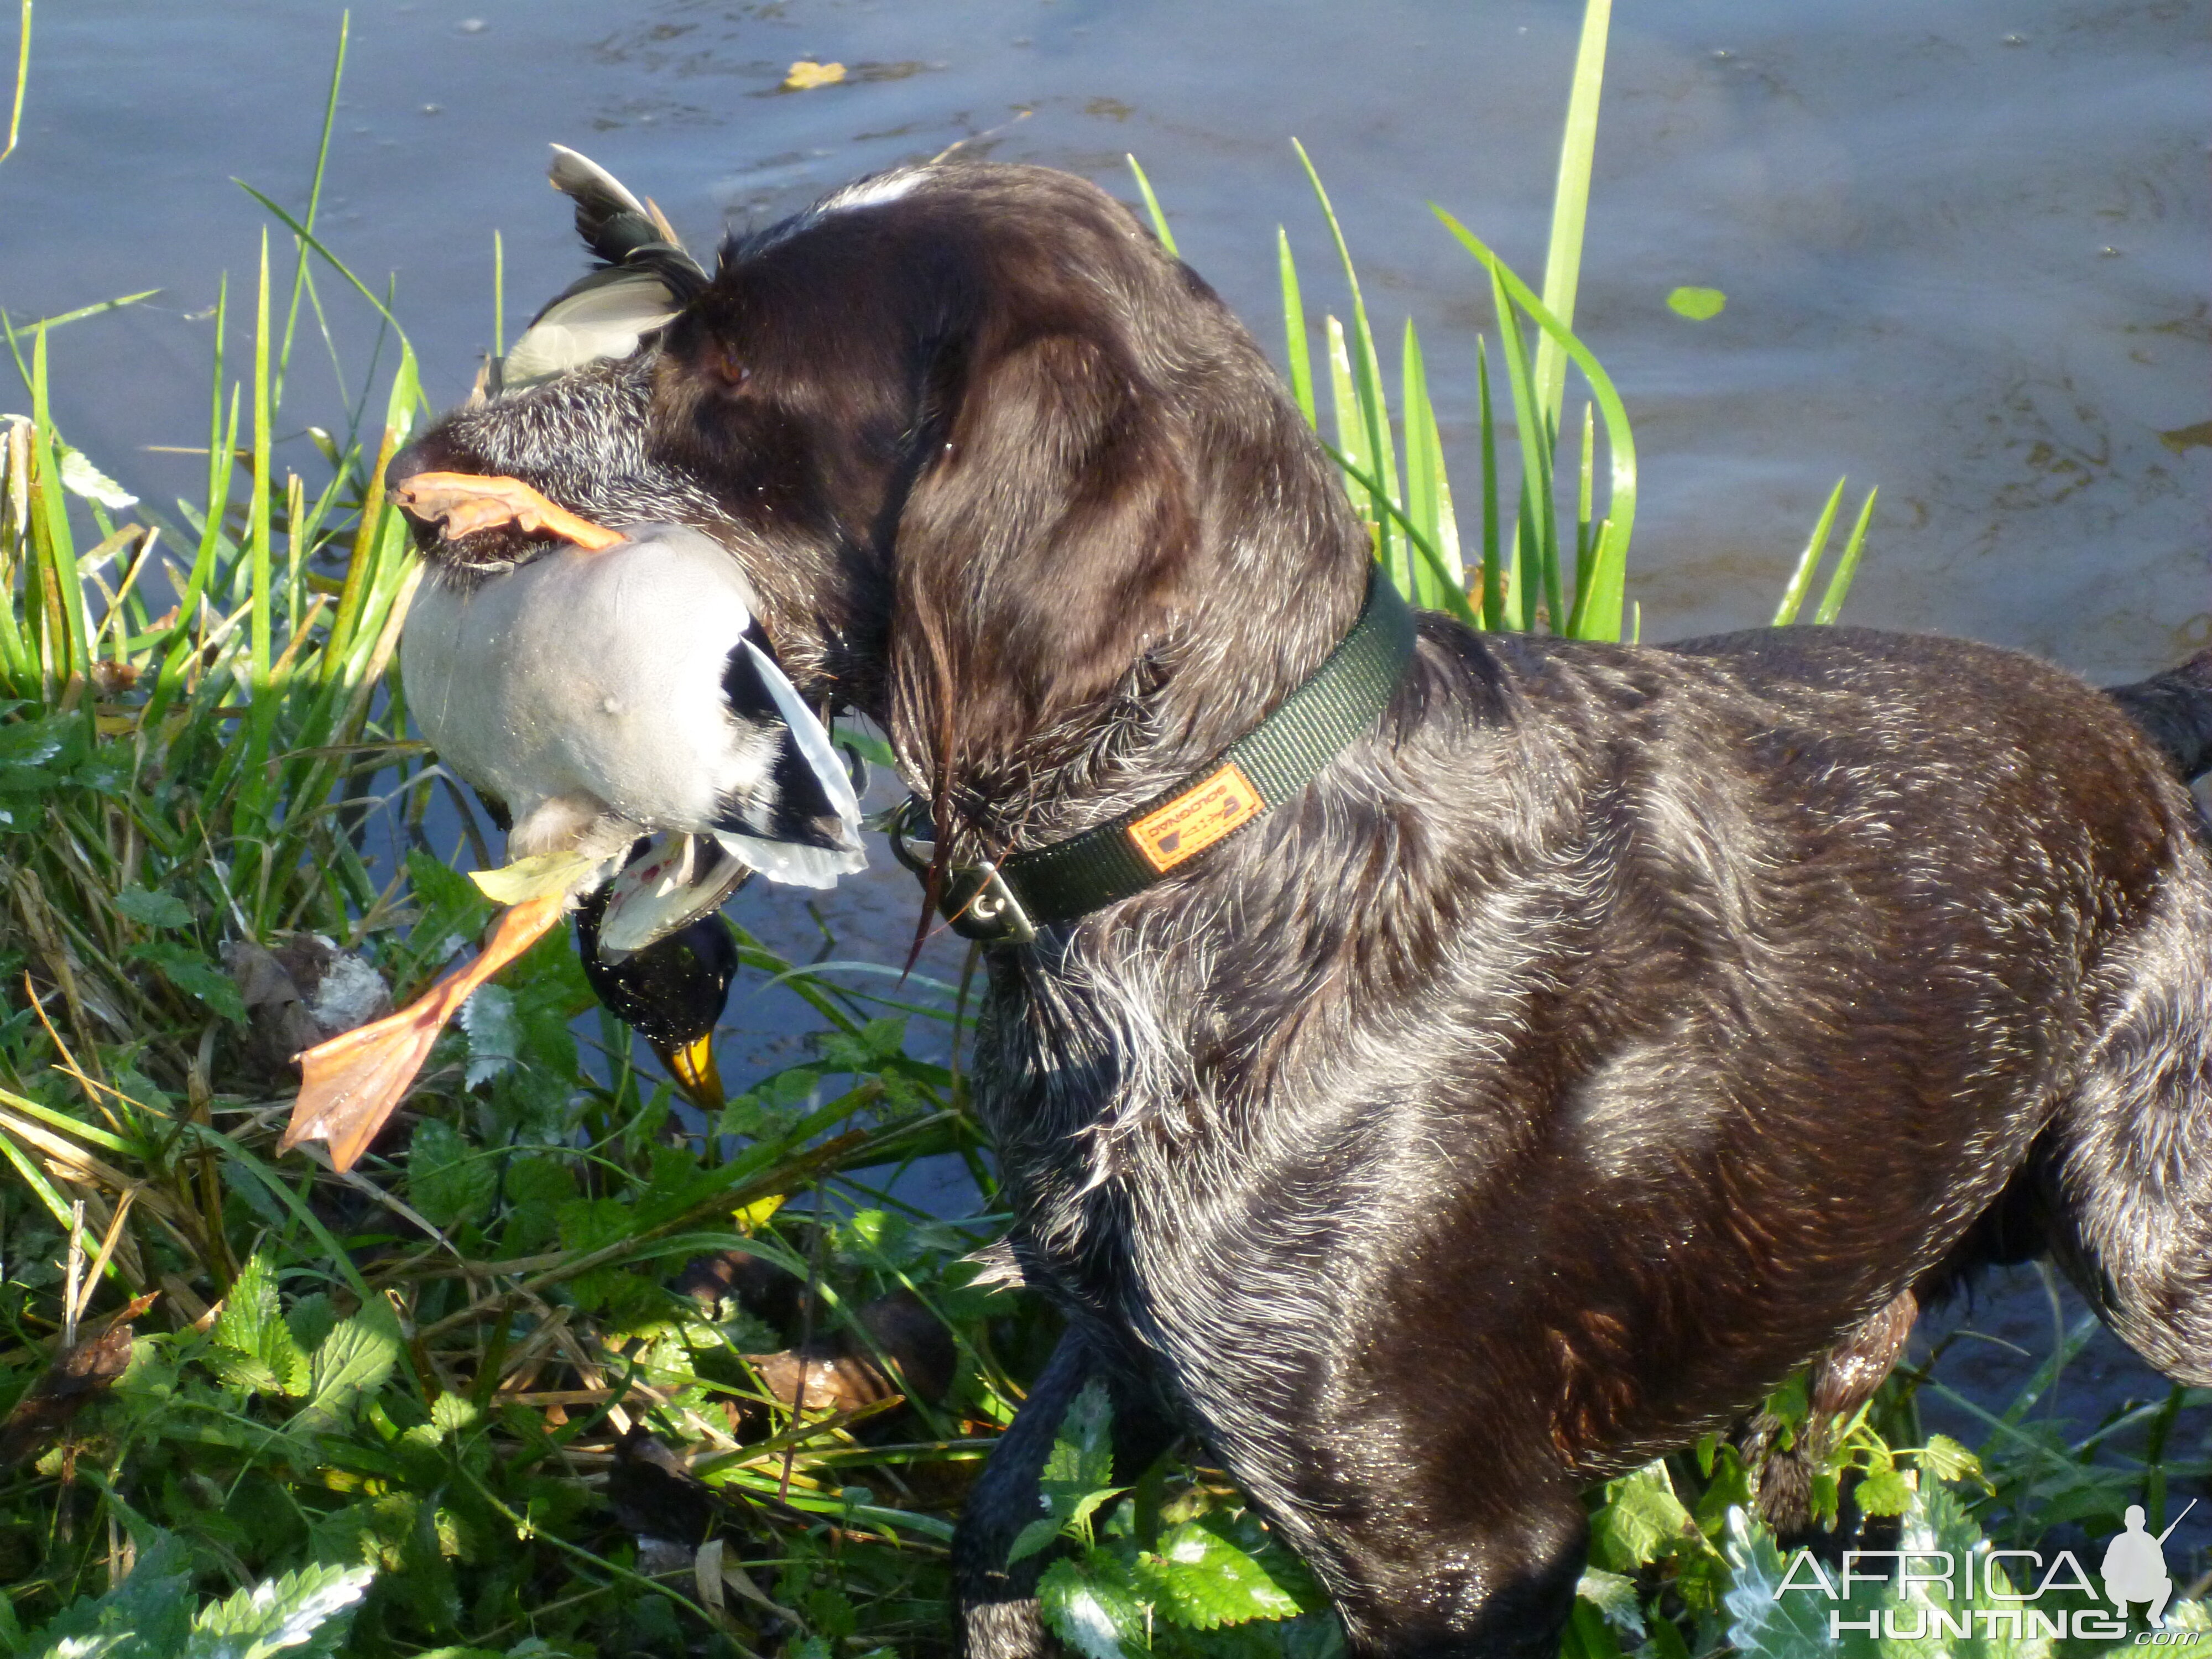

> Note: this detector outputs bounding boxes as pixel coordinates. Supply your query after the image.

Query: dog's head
[394,161,1368,853]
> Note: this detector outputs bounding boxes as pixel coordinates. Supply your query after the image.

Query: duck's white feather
[402,525,866,919]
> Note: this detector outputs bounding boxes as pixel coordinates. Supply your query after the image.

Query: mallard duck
[281,491,863,1170]
[279,152,864,1170]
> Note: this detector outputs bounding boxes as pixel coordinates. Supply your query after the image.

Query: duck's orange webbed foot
[393,471,625,552]
[279,891,570,1172]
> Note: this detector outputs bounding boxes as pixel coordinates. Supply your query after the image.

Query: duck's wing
[711,625,868,890]
[497,147,709,392]
[593,834,753,956]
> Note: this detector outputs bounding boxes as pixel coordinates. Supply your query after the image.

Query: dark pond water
[5,0,2209,1489]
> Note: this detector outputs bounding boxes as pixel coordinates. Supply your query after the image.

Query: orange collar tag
[1128,762,1265,873]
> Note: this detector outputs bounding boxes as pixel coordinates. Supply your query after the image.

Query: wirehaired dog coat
[390,160,2212,1657]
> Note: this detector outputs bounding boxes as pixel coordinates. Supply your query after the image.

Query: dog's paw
[960,1597,1063,1659]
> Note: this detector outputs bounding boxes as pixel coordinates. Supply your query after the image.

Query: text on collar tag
[1128,762,1264,873]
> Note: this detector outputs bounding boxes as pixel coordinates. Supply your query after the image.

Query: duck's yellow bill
[660,1032,726,1114]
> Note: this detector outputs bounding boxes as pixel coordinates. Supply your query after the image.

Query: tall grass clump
[0,4,2197,1659]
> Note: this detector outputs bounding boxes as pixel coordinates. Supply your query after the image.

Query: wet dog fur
[390,161,2212,1657]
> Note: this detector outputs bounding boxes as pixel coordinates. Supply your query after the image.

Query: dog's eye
[703,342,751,391]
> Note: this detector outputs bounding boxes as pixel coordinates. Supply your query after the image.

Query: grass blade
[1438,208,1637,642]
[1485,263,1554,630]
[1321,441,1478,627]
[1812,487,1877,625]
[1400,319,1463,604]
[0,0,26,168]
[251,230,274,690]
[1277,227,1315,428]
[1295,140,1401,576]
[274,12,348,407]
[1772,477,1846,626]
[1124,153,1177,257]
[1477,336,1504,630]
[1533,0,1611,435]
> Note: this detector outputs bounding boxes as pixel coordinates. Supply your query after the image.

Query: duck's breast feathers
[403,526,768,835]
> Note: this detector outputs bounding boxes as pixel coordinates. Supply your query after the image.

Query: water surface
[4,0,2208,1474]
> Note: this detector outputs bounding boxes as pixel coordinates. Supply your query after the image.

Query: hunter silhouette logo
[1776,1498,2204,1643]
[2106,1501,2194,1629]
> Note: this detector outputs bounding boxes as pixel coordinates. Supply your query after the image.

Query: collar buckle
[885,798,1039,945]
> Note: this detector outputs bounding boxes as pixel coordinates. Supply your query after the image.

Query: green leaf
[1044,1379,1117,1494]
[408,1119,494,1229]
[23,1528,193,1659]
[1914,1433,1983,1486]
[1138,1522,1302,1630]
[113,887,192,929]
[1720,1506,1848,1659]
[132,940,248,1024]
[458,983,520,1088]
[1037,1552,1149,1659]
[295,1299,403,1435]
[405,848,493,959]
[1009,1516,1066,1565]
[1589,1459,1694,1572]
[185,1559,374,1659]
[1666,286,1727,321]
[1575,1567,1646,1642]
[504,1155,576,1209]
[212,1249,310,1398]
[1853,1467,1913,1517]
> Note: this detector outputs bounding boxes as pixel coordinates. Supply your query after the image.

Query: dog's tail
[2107,648,2212,782]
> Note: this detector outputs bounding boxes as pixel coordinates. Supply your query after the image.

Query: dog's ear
[886,325,1196,802]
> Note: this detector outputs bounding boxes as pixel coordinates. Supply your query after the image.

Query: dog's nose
[384,434,473,539]
[384,435,445,507]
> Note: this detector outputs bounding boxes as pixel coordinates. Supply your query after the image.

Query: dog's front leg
[955,1331,1091,1659]
[954,1327,1182,1657]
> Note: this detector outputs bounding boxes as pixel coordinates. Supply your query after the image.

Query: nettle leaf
[405,850,493,961]
[113,887,193,930]
[504,1155,576,1208]
[1138,1521,1302,1630]
[557,1197,641,1314]
[132,940,247,1024]
[294,1300,403,1436]
[285,1293,339,1357]
[408,1120,495,1229]
[1719,1506,1846,1659]
[0,712,73,768]
[1045,1379,1117,1493]
[184,1560,374,1659]
[1852,1467,1913,1518]
[1590,1459,1695,1572]
[1575,1567,1646,1642]
[212,1251,310,1398]
[24,1527,192,1658]
[458,985,520,1088]
[1037,1552,1149,1659]
[56,444,138,511]
[1914,1434,1983,1487]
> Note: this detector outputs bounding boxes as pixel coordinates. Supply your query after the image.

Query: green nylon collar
[891,565,1418,943]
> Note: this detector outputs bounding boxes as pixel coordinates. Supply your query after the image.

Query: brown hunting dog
[388,161,2212,1656]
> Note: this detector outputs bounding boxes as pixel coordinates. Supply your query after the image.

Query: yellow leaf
[781,59,846,91]
[733,1194,785,1233]
[469,851,599,906]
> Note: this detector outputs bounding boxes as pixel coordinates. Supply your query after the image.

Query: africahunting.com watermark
[1776,1502,2204,1644]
